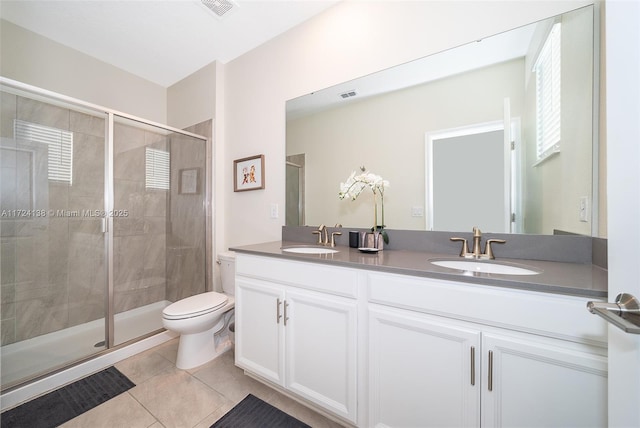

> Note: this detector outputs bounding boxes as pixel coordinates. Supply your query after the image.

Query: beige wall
[167,62,217,130]
[224,0,593,247]
[0,20,167,123]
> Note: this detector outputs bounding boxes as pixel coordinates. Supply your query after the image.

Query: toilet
[162,251,236,369]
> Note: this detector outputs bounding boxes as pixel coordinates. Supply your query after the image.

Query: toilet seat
[162,292,228,320]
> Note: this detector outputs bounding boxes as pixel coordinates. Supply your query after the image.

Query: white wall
[0,20,167,123]
[223,0,593,247]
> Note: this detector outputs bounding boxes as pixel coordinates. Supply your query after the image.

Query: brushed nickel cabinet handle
[284,300,290,326]
[488,350,494,391]
[471,346,476,386]
[276,298,282,324]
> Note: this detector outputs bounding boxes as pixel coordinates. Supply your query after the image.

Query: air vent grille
[201,0,236,18]
[340,89,358,99]
[339,90,357,99]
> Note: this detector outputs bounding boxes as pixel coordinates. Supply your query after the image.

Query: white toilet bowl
[162,292,235,369]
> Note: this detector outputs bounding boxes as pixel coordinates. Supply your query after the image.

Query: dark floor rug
[211,394,311,428]
[1,366,135,428]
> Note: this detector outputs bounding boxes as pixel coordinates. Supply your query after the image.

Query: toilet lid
[162,292,228,319]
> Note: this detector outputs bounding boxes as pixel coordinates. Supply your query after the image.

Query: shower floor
[1,300,170,389]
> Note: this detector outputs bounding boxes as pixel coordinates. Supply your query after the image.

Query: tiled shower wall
[1,93,107,345]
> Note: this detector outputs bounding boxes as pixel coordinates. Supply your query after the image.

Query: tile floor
[58,338,345,428]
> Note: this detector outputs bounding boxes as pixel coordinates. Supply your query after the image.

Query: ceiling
[0,0,340,87]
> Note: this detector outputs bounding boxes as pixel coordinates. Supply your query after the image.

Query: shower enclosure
[0,79,210,391]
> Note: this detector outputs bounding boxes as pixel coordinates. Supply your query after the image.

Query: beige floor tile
[59,392,157,428]
[115,349,175,385]
[192,351,274,404]
[129,368,227,428]
[152,337,179,364]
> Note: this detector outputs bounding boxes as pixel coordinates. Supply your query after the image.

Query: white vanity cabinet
[235,254,359,424]
[369,305,481,427]
[234,251,608,428]
[480,331,607,427]
[367,271,608,428]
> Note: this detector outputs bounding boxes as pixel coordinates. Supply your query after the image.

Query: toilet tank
[218,251,236,296]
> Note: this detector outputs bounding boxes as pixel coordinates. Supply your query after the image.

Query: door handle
[587,293,640,334]
[276,298,282,324]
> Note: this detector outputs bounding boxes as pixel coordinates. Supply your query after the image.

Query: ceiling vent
[200,0,238,19]
[339,90,357,99]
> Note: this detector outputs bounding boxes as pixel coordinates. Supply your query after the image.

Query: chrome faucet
[450,227,506,260]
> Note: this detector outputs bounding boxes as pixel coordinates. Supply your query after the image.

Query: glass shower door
[0,89,108,389]
[111,115,207,346]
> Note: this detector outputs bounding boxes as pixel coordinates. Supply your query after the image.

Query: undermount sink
[282,246,339,255]
[430,259,540,275]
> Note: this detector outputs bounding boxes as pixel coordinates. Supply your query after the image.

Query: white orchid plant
[338,166,390,244]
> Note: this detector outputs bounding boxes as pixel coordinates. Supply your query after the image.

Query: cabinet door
[285,289,358,424]
[481,332,607,428]
[369,306,481,428]
[235,278,285,386]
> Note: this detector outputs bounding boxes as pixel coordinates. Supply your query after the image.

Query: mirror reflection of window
[534,22,562,161]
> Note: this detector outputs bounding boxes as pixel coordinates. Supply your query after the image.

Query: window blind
[534,22,562,160]
[14,119,73,184]
[145,147,170,190]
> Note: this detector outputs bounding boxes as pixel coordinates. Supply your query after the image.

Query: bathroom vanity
[231,241,608,427]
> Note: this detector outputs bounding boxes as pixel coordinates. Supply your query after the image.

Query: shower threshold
[1,301,170,389]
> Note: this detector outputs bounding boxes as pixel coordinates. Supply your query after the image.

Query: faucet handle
[312,230,323,245]
[450,237,470,257]
[484,239,506,260]
[330,231,342,247]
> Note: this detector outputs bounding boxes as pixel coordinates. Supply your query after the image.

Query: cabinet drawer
[236,254,358,298]
[367,271,607,346]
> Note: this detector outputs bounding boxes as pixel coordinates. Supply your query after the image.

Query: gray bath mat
[211,394,311,428]
[0,366,135,428]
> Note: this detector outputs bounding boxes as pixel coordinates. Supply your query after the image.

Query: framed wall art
[234,154,265,192]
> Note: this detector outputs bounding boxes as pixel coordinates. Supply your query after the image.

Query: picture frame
[179,168,200,194]
[234,154,265,192]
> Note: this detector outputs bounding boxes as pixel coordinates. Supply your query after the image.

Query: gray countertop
[230,241,608,298]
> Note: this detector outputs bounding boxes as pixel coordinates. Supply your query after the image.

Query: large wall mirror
[286,5,601,237]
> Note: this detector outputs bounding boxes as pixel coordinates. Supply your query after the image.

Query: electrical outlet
[411,206,424,217]
[270,203,279,219]
[579,197,589,222]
